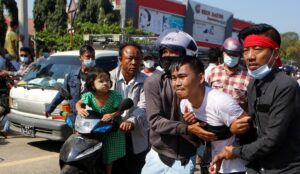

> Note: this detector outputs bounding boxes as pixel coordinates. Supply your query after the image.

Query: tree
[281,32,300,65]
[33,0,56,32]
[76,0,119,24]
[46,0,67,35]
[76,0,99,23]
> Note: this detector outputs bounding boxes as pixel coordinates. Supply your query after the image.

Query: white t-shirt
[180,86,246,173]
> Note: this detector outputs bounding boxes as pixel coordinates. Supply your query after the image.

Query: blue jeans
[0,116,10,132]
[141,148,195,174]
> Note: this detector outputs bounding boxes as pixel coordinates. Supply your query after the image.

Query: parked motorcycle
[59,98,134,174]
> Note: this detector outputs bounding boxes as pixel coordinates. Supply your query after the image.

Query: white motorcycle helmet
[157,29,198,57]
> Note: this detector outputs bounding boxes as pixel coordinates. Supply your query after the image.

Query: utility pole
[68,0,77,50]
[18,0,28,48]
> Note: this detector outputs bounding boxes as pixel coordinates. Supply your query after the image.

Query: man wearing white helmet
[207,37,250,111]
[142,30,217,174]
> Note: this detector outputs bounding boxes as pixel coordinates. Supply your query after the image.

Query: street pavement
[0,132,201,174]
[0,132,61,174]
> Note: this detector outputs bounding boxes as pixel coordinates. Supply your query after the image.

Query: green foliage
[33,0,68,34]
[35,29,84,51]
[46,0,67,35]
[35,20,149,51]
[76,0,119,24]
[76,0,99,23]
[280,32,300,65]
[75,22,121,34]
[34,1,148,51]
[33,0,56,32]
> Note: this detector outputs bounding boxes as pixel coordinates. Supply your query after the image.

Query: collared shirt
[116,72,135,117]
[207,64,250,105]
[116,72,135,98]
[10,62,35,78]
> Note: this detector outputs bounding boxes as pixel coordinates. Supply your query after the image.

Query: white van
[8,50,119,141]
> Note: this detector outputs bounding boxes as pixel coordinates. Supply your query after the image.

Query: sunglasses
[20,55,28,57]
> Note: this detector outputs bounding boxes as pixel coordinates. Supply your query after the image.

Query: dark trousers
[112,149,148,174]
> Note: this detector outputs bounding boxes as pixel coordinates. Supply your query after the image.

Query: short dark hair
[80,44,95,56]
[170,56,204,75]
[85,67,111,93]
[238,23,281,47]
[20,47,31,54]
[119,43,142,57]
[42,47,50,52]
[208,47,221,62]
[10,21,18,28]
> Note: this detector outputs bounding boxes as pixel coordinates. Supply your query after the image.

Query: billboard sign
[190,0,233,45]
[138,6,184,34]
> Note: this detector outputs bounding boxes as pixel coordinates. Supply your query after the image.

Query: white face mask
[223,55,239,68]
[143,60,155,69]
[20,56,29,63]
[248,50,275,79]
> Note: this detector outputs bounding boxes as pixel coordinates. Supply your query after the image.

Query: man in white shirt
[170,56,251,174]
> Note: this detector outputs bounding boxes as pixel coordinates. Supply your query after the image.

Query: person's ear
[199,73,205,85]
[274,48,280,59]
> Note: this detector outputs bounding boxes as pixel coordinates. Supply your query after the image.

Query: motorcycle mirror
[117,98,134,112]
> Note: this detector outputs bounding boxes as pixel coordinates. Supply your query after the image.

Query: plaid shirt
[207,64,250,105]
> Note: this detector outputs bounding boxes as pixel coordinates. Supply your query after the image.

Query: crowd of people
[0,21,55,138]
[2,22,300,174]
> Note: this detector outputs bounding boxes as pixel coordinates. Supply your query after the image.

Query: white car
[8,50,119,141]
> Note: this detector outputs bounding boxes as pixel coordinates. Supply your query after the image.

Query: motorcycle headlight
[75,116,99,134]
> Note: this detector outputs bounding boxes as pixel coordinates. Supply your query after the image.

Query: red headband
[244,35,279,49]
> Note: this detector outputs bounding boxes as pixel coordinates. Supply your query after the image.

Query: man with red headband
[210,24,300,174]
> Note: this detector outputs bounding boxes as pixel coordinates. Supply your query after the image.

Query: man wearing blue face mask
[36,47,51,64]
[45,45,95,127]
[0,47,34,80]
[207,37,250,111]
[210,23,300,174]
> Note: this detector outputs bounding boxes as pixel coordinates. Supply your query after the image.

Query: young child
[76,67,125,174]
[170,57,251,174]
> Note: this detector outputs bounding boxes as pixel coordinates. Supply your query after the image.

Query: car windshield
[22,55,80,88]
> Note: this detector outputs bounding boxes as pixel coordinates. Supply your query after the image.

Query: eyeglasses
[20,55,28,57]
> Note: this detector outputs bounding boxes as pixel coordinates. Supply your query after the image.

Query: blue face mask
[248,50,275,79]
[43,52,49,58]
[83,59,95,68]
[20,56,29,63]
[224,55,239,68]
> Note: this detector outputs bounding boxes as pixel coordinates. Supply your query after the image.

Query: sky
[24,0,300,35]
